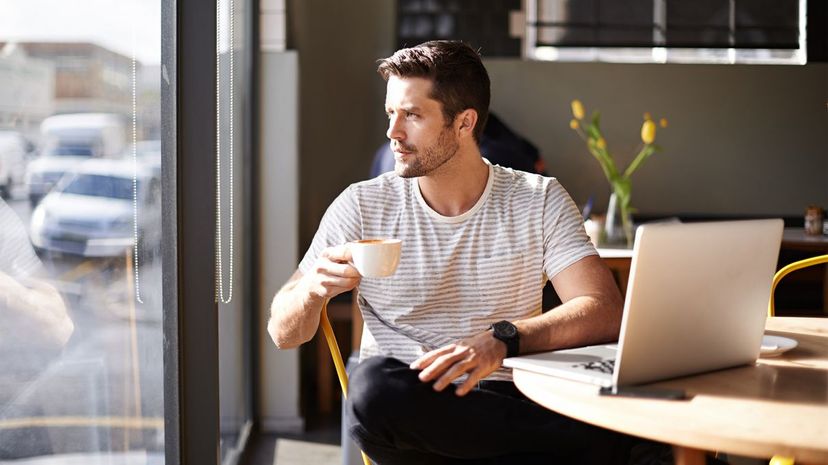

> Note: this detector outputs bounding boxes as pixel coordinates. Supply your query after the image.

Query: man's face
[384,76,459,178]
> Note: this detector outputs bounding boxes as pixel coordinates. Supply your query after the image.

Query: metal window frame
[245,0,260,435]
[162,0,221,463]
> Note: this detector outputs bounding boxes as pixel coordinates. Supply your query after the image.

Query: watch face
[494,321,517,338]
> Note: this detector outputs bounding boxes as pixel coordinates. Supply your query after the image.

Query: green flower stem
[620,204,634,247]
[623,144,657,179]
[612,178,634,247]
[588,146,617,181]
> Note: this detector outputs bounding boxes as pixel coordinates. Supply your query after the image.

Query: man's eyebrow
[386,105,422,113]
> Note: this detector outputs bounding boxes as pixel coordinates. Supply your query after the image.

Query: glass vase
[603,192,634,248]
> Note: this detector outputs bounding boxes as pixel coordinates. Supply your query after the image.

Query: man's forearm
[514,293,623,354]
[268,277,324,349]
[269,246,361,350]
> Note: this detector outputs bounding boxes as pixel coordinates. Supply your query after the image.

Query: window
[0,1,164,462]
[3,0,253,462]
[524,0,824,64]
[216,0,254,461]
[396,0,523,57]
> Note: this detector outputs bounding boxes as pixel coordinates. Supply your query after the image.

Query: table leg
[673,446,706,465]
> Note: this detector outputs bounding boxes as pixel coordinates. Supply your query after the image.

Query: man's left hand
[409,330,507,397]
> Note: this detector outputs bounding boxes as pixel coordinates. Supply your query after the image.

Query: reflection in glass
[0,0,164,462]
[217,0,252,461]
[61,173,135,200]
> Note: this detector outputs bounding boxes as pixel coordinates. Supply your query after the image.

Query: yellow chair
[320,299,373,465]
[766,253,828,465]
[768,254,828,317]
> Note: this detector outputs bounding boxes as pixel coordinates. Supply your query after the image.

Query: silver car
[30,158,160,258]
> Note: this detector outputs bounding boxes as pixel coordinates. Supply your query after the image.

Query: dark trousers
[345,356,636,465]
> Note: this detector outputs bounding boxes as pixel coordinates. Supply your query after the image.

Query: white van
[26,113,126,207]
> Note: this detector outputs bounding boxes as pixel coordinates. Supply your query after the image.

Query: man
[269,41,629,464]
[0,197,73,458]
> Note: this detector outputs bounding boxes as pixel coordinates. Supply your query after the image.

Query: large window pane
[0,0,163,462]
[217,0,253,461]
[538,0,656,47]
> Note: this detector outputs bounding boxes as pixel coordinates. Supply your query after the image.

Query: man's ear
[456,109,478,139]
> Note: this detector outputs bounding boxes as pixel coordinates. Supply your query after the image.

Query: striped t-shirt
[299,162,596,381]
[0,199,41,280]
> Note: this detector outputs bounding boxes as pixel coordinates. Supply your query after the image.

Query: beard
[393,126,460,178]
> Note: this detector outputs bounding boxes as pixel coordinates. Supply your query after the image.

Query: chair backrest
[768,254,828,316]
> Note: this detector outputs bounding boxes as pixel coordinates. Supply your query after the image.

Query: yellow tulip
[643,112,652,121]
[659,117,668,128]
[596,137,607,149]
[569,119,579,130]
[641,120,656,144]
[571,100,585,120]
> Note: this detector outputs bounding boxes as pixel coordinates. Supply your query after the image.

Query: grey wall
[290,2,827,249]
[288,0,396,251]
[486,60,828,217]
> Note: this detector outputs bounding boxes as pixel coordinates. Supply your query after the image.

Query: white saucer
[760,335,798,357]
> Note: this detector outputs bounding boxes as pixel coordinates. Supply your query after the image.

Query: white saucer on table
[760,335,798,357]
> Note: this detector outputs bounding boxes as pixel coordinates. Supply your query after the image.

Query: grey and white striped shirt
[0,198,40,280]
[299,162,596,381]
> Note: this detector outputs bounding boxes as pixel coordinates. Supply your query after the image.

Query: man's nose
[387,115,404,141]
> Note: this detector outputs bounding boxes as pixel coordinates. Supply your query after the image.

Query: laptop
[503,219,784,388]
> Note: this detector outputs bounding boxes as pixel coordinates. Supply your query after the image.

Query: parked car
[30,158,161,258]
[0,130,31,199]
[26,113,127,207]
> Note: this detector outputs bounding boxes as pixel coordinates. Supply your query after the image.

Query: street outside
[1,184,165,463]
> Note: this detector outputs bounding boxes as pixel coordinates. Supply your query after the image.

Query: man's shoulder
[490,163,559,193]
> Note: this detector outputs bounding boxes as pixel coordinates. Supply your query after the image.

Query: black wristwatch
[490,320,520,358]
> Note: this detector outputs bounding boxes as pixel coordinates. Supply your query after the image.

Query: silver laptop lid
[613,219,783,386]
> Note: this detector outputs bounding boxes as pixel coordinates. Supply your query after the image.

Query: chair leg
[320,300,373,465]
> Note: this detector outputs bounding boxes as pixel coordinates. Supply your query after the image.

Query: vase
[603,192,634,248]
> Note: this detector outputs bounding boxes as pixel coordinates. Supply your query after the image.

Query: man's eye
[405,112,418,119]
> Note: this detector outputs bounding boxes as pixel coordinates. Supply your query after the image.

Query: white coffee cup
[348,239,402,278]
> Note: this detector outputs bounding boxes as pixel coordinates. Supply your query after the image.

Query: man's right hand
[300,244,362,303]
[268,244,362,349]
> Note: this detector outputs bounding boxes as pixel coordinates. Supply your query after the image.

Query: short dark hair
[377,40,490,142]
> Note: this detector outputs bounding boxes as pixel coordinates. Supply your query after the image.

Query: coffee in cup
[348,239,402,278]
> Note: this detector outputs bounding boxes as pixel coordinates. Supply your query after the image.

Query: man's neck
[417,147,490,217]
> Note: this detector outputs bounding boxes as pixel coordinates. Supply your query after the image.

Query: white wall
[258,50,303,433]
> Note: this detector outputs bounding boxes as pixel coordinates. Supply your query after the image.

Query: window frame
[162,0,221,463]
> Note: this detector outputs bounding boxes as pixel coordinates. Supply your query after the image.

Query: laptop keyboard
[574,359,616,374]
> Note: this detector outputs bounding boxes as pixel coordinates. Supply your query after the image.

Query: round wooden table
[512,317,828,465]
